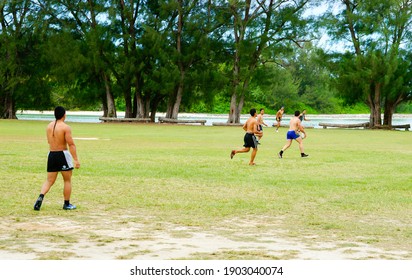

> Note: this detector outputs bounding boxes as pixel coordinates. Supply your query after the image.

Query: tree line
[1,0,411,127]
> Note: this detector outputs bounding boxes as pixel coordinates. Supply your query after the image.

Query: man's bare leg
[62,170,76,210]
[231,147,250,159]
[296,138,309,157]
[278,140,292,158]
[34,172,58,210]
[249,148,257,165]
[61,171,73,201]
[41,172,58,195]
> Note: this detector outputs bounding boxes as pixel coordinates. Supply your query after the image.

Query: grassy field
[0,120,411,260]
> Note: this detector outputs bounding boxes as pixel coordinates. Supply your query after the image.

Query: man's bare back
[243,116,262,136]
[47,121,70,150]
[47,119,80,168]
[244,116,257,133]
[289,116,303,132]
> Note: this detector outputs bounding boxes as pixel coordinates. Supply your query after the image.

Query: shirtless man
[274,106,284,132]
[230,108,263,165]
[299,109,310,122]
[256,108,268,142]
[33,106,80,210]
[278,110,308,158]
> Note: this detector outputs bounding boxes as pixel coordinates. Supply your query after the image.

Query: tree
[136,0,180,120]
[0,0,51,118]
[43,0,118,117]
[380,1,412,125]
[164,0,219,119]
[322,0,412,127]
[107,0,147,118]
[382,51,412,125]
[223,0,310,123]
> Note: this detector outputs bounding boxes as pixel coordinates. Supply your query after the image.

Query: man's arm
[298,122,306,137]
[252,120,263,136]
[65,126,80,168]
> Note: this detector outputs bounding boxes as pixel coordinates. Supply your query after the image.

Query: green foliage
[396,101,412,113]
[249,64,299,112]
[0,2,54,116]
[2,0,412,118]
[211,94,231,114]
[335,98,370,114]
[320,0,412,123]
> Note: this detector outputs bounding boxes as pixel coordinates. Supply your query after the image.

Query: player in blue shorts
[278,110,308,158]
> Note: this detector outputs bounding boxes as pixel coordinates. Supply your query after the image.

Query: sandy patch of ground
[0,215,410,260]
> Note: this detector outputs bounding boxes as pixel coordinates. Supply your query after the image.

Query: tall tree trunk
[228,92,240,123]
[383,103,394,127]
[123,82,133,118]
[133,90,138,118]
[103,72,117,118]
[150,93,163,122]
[117,0,138,118]
[170,72,185,119]
[134,74,147,118]
[166,0,185,120]
[227,0,267,124]
[383,94,403,126]
[135,90,151,119]
[368,82,382,127]
[145,97,150,119]
[1,90,16,119]
[166,92,176,119]
[228,50,241,123]
[228,73,250,124]
[101,93,108,117]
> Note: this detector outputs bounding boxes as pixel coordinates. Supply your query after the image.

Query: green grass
[0,120,411,259]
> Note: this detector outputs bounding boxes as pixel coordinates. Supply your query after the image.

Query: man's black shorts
[47,151,74,172]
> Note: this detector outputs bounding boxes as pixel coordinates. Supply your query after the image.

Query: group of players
[230,107,309,166]
[33,105,308,211]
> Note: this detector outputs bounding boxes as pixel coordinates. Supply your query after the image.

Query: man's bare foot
[249,162,256,166]
[230,150,236,159]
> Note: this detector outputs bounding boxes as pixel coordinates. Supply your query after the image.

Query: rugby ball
[301,132,305,139]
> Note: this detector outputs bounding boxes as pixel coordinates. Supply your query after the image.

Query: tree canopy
[1,0,411,125]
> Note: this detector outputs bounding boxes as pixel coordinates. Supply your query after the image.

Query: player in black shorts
[33,106,80,211]
[230,108,263,165]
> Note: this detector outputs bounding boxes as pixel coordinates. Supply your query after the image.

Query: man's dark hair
[54,106,66,120]
[294,110,300,117]
[53,106,66,136]
[250,108,257,116]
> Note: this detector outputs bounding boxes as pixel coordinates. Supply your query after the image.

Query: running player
[274,106,284,132]
[278,110,308,158]
[230,108,263,165]
[256,108,268,142]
